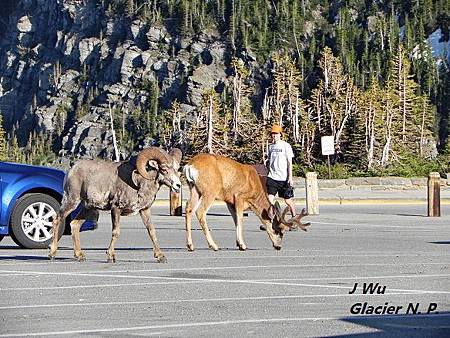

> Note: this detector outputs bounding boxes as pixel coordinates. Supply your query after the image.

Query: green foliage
[299,163,353,179]
[76,104,90,119]
[293,162,355,179]
[0,114,6,161]
[55,103,71,135]
[6,134,24,163]
[5,0,448,178]
[378,153,447,178]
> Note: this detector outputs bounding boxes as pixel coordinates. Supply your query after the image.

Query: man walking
[260,124,296,230]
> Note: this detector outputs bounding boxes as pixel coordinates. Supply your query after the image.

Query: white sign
[321,136,335,155]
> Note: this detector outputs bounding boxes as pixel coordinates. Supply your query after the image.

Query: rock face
[0,0,257,160]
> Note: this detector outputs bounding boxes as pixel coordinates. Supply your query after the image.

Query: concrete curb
[294,176,450,190]
[151,198,450,207]
[153,176,450,207]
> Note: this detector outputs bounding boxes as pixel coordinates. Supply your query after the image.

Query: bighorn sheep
[183,153,309,251]
[49,147,182,263]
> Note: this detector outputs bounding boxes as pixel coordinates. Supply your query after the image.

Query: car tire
[0,235,4,243]
[10,193,64,249]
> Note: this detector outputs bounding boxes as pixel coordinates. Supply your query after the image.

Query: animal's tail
[183,164,199,184]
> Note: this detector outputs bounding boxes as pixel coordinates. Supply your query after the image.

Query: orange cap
[271,124,282,134]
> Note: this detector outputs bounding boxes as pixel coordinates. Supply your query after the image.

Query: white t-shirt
[268,140,294,181]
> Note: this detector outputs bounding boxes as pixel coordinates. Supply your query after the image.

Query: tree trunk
[207,95,213,153]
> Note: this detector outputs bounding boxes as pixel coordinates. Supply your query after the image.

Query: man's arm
[287,157,293,186]
[286,142,294,186]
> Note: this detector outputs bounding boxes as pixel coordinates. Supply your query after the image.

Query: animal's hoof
[48,254,55,261]
[186,244,195,252]
[157,255,167,263]
[259,224,267,231]
[107,257,116,263]
[237,241,247,251]
[209,244,219,251]
[273,245,282,251]
[74,252,86,262]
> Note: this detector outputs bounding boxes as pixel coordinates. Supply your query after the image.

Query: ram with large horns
[49,147,182,263]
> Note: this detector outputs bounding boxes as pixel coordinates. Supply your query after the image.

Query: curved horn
[136,147,169,180]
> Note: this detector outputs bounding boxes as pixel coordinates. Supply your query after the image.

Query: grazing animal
[183,153,309,251]
[49,147,182,263]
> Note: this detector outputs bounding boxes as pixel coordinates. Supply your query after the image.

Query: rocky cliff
[0,0,260,163]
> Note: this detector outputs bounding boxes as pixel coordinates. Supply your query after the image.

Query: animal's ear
[131,170,141,188]
[147,160,159,170]
[267,205,275,220]
[267,201,281,220]
[273,201,282,220]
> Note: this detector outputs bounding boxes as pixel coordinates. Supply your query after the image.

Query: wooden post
[428,172,441,217]
[305,172,319,215]
[170,190,182,216]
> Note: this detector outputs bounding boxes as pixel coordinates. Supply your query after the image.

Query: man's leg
[284,197,298,231]
[284,198,296,217]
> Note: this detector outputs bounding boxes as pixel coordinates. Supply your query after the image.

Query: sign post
[321,136,335,179]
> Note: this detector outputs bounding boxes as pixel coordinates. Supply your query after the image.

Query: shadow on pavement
[0,255,54,261]
[429,241,450,245]
[326,312,450,338]
[365,212,427,217]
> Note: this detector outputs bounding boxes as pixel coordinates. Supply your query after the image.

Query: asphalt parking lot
[1,203,449,337]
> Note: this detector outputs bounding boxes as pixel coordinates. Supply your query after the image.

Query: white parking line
[0,296,321,310]
[0,280,202,291]
[1,274,450,293]
[0,252,447,266]
[312,221,450,231]
[2,261,449,276]
[0,269,448,295]
[1,314,449,337]
[1,273,449,292]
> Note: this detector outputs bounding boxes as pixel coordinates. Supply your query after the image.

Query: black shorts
[266,177,294,199]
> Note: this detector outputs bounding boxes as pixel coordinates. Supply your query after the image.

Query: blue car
[0,161,96,249]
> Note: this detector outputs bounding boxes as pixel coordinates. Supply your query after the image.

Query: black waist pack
[282,184,294,199]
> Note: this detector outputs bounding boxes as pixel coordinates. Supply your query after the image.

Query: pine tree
[159,100,187,150]
[7,134,25,163]
[311,47,360,156]
[186,89,227,156]
[389,44,419,145]
[351,78,384,170]
[0,114,6,161]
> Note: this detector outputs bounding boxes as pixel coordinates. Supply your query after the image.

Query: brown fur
[48,147,182,263]
[184,153,289,251]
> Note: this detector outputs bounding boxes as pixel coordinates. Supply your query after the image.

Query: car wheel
[0,235,4,243]
[10,193,63,249]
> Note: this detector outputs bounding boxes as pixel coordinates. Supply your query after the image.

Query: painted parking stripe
[1,251,449,266]
[2,261,449,276]
[0,296,320,310]
[0,269,448,295]
[1,314,449,337]
[0,291,440,310]
[1,273,449,292]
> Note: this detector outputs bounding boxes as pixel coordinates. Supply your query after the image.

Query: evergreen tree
[0,114,6,161]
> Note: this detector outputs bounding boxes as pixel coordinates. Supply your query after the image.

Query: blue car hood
[0,162,66,182]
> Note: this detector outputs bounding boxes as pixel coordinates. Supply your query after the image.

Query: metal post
[427,172,441,217]
[327,155,331,179]
[170,190,182,216]
[305,172,319,215]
